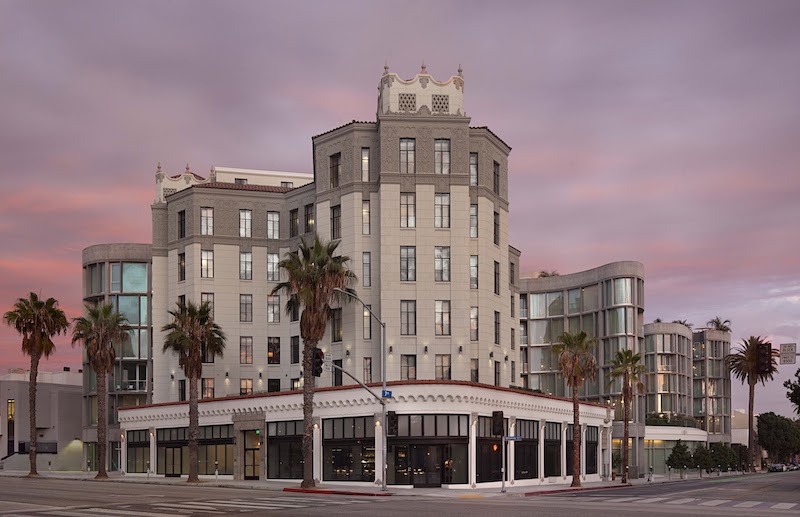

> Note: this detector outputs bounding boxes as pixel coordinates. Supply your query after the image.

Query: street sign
[504,436,522,441]
[322,352,333,372]
[382,390,392,399]
[780,343,797,365]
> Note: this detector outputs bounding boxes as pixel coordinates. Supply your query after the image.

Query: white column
[120,432,127,474]
[604,424,613,480]
[374,411,384,486]
[561,421,568,480]
[313,417,322,483]
[469,412,478,488]
[508,417,516,485]
[538,421,546,483]
[581,424,587,480]
[149,427,156,475]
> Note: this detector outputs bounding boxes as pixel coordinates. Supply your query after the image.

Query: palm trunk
[622,372,630,484]
[301,341,316,488]
[748,380,755,472]
[28,353,39,477]
[96,370,108,479]
[187,376,199,482]
[572,382,581,487]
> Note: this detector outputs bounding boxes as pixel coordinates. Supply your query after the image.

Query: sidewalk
[0,469,762,499]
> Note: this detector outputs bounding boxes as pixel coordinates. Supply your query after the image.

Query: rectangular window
[511,361,516,384]
[330,205,341,240]
[493,161,500,194]
[520,295,528,319]
[362,200,370,235]
[511,328,516,350]
[494,261,500,295]
[520,321,528,345]
[333,359,343,386]
[268,379,281,393]
[178,210,186,239]
[435,354,451,380]
[362,252,371,287]
[201,250,214,278]
[267,253,280,281]
[239,252,252,280]
[361,148,370,182]
[401,300,416,335]
[401,354,417,380]
[268,337,280,365]
[363,357,372,384]
[434,246,451,282]
[240,294,253,322]
[201,207,213,235]
[471,359,479,382]
[240,337,253,364]
[235,178,247,185]
[291,303,299,322]
[290,209,299,237]
[330,153,341,188]
[494,311,501,345]
[281,181,293,188]
[400,192,417,229]
[435,300,451,336]
[469,153,478,186]
[470,307,479,341]
[470,256,478,289]
[434,193,450,228]
[267,295,280,323]
[363,305,372,340]
[267,211,280,239]
[304,204,314,233]
[494,360,501,387]
[179,380,186,401]
[470,204,478,238]
[400,138,415,174]
[202,378,214,399]
[400,246,416,281]
[201,292,214,318]
[239,209,252,238]
[510,261,515,285]
[240,379,253,396]
[493,212,500,245]
[178,253,186,282]
[291,336,300,364]
[434,139,450,174]
[291,378,300,390]
[331,308,342,342]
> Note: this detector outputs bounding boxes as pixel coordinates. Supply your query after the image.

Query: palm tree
[71,303,129,479]
[707,317,732,333]
[727,336,777,472]
[538,270,560,277]
[3,292,69,476]
[272,235,356,488]
[162,300,226,482]
[607,350,645,484]
[553,330,598,487]
[671,319,693,329]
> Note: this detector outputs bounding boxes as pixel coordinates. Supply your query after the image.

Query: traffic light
[312,347,324,377]
[492,410,504,436]
[387,411,398,436]
[757,342,772,374]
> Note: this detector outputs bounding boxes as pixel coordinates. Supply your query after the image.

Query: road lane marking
[637,498,668,504]
[601,497,641,503]
[732,501,761,508]
[84,508,179,517]
[771,503,797,510]
[698,500,730,506]
[666,498,696,505]
[206,500,307,509]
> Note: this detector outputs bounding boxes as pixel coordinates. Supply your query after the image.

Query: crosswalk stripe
[666,498,696,505]
[206,500,307,509]
[84,508,180,517]
[152,502,221,511]
[637,498,669,504]
[732,501,762,508]
[698,500,730,506]
[39,511,110,517]
[771,503,797,510]
[602,497,642,503]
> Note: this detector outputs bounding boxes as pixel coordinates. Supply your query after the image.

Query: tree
[653,318,663,323]
[692,443,713,475]
[710,442,737,471]
[666,440,692,471]
[707,317,731,333]
[162,300,226,482]
[727,336,778,471]
[783,368,800,416]
[553,330,598,487]
[3,293,69,476]
[538,270,559,277]
[71,303,129,479]
[671,319,693,329]
[757,412,800,463]
[272,235,356,488]
[607,349,645,483]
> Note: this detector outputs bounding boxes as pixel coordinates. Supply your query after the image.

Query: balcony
[115,380,147,392]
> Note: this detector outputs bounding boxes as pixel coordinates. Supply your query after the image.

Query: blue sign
[382,390,393,398]
[504,436,522,441]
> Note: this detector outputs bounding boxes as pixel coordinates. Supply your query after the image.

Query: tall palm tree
[162,300,226,483]
[553,330,598,487]
[727,336,777,472]
[607,350,645,484]
[3,292,69,476]
[538,270,560,277]
[71,303,129,479]
[272,235,356,488]
[707,317,732,333]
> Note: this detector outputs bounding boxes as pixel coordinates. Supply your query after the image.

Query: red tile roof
[313,120,376,139]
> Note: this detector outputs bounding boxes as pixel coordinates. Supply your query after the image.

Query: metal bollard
[215,460,219,481]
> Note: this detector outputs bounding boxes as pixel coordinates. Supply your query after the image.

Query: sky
[1,0,799,417]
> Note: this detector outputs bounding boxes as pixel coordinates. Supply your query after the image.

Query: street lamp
[333,288,388,492]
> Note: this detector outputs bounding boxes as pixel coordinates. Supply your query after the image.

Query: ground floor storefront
[119,381,611,488]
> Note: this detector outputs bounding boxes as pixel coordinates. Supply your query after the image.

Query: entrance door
[164,446,182,477]
[244,430,261,480]
[411,444,442,487]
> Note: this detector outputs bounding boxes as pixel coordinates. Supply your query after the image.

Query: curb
[525,483,632,496]
[283,487,393,497]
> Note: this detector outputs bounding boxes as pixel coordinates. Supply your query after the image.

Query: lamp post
[333,288,387,492]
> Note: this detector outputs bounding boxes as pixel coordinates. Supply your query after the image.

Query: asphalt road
[0,473,798,517]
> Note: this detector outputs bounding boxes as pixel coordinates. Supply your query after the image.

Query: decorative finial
[156,162,162,174]
[384,59,389,75]
[421,60,427,74]
[185,163,190,174]
[458,64,463,77]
